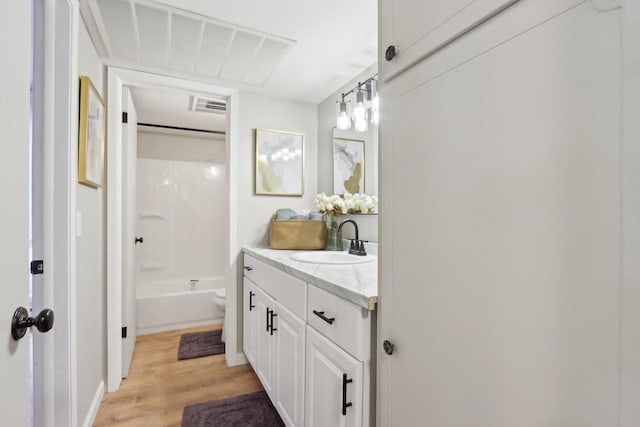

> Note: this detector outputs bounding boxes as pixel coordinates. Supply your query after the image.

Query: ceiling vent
[89,0,296,87]
[191,96,227,114]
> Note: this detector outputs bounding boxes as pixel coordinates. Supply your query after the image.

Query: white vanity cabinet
[305,326,363,427]
[243,254,307,427]
[243,251,376,427]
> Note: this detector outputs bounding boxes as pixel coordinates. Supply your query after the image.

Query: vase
[325,220,343,251]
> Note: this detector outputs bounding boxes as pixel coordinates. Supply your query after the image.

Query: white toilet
[214,288,226,343]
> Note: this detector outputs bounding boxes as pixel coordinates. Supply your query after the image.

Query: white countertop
[243,247,378,310]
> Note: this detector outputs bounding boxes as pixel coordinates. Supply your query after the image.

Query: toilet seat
[214,288,225,299]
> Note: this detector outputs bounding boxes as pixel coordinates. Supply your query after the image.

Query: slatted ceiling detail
[96,0,138,63]
[243,38,292,86]
[89,0,297,86]
[219,31,263,81]
[135,3,169,67]
[170,15,202,72]
[195,23,234,76]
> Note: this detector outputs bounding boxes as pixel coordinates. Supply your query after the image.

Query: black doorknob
[385,45,397,61]
[11,307,55,340]
[383,339,395,355]
[135,236,144,244]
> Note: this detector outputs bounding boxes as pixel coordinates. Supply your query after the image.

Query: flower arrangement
[314,192,378,219]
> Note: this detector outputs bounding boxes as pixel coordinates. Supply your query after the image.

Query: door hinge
[122,111,128,123]
[30,260,44,275]
[122,326,127,338]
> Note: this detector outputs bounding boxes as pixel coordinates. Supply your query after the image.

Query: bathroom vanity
[242,247,377,427]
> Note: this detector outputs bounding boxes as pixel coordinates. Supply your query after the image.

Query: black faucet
[338,219,367,256]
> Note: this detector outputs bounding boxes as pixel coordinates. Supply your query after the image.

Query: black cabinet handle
[342,373,353,415]
[244,266,253,271]
[135,236,144,244]
[313,310,335,325]
[266,308,271,332]
[270,311,278,336]
[249,291,255,311]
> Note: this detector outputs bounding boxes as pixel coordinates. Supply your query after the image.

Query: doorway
[106,67,240,391]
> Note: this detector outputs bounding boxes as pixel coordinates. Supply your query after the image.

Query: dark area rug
[182,390,285,427]
[178,329,225,360]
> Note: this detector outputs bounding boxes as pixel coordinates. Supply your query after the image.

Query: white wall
[76,20,107,424]
[137,130,225,163]
[317,64,379,242]
[234,91,317,354]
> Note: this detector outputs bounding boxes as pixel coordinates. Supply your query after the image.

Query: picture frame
[333,137,365,195]
[78,75,106,188]
[255,128,305,196]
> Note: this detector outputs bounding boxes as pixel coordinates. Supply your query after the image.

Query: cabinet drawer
[243,253,259,282]
[307,285,369,360]
[260,261,307,321]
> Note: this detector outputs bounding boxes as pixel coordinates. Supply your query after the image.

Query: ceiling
[129,86,227,134]
[82,0,378,104]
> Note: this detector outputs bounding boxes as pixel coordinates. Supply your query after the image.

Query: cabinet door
[306,326,363,427]
[379,3,623,427]
[243,278,258,366]
[273,302,306,427]
[380,0,519,80]
[255,287,277,398]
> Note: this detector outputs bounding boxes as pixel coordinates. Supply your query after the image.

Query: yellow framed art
[255,128,305,196]
[78,75,106,188]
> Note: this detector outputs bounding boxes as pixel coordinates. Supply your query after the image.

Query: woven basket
[269,214,327,250]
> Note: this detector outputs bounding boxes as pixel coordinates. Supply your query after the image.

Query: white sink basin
[291,251,376,265]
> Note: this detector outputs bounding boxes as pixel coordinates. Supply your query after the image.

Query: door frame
[106,67,239,391]
[32,0,79,425]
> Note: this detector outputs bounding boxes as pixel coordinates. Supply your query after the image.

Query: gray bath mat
[178,329,225,360]
[182,390,284,427]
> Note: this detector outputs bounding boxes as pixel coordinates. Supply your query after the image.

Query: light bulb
[353,90,366,121]
[336,100,351,129]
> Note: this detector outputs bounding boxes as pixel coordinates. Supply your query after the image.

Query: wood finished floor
[93,325,263,426]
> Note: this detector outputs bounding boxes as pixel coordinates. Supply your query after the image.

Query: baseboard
[82,380,105,427]
[137,318,222,336]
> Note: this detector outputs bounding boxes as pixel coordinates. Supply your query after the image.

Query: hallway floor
[94,325,263,426]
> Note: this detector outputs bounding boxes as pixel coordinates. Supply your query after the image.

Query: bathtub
[136,277,225,335]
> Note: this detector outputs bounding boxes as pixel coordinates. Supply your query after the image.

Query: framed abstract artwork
[333,137,365,195]
[255,128,305,196]
[78,75,106,188]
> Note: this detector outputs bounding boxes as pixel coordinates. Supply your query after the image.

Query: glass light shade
[336,99,351,130]
[337,111,351,129]
[370,108,379,126]
[353,90,366,121]
[336,100,351,129]
[354,116,369,132]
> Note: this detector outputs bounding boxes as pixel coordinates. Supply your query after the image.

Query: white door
[243,278,258,366]
[379,3,625,426]
[305,326,363,427]
[379,0,519,79]
[273,301,306,427]
[122,88,138,377]
[0,1,34,424]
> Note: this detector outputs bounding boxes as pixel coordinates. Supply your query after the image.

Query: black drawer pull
[313,310,335,325]
[249,291,255,311]
[342,373,353,415]
[244,266,253,271]
[270,311,278,336]
[266,308,271,332]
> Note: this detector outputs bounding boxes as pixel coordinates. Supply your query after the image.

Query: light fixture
[336,96,351,130]
[335,74,379,132]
